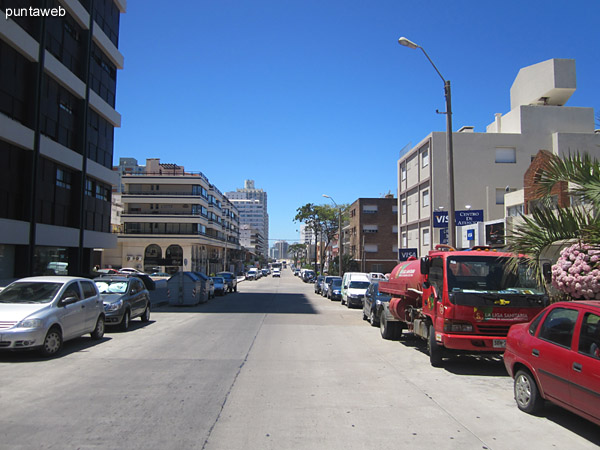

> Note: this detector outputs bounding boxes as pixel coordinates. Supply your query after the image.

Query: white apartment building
[103,160,242,275]
[398,58,600,255]
[225,180,269,257]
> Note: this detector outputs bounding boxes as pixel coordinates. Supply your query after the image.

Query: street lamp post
[398,37,456,249]
[322,194,343,277]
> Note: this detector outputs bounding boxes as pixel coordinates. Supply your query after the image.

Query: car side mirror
[60,296,78,306]
[420,256,430,275]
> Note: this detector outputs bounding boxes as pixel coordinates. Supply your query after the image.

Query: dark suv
[216,272,238,293]
[94,276,151,331]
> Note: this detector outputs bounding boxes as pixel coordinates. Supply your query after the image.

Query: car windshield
[218,273,232,279]
[0,281,62,304]
[212,277,224,283]
[95,280,129,294]
[332,279,342,287]
[349,281,370,289]
[447,256,545,294]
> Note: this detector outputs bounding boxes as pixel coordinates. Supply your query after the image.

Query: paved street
[0,270,598,450]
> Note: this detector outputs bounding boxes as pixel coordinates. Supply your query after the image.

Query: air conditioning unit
[136,256,142,261]
[127,256,133,261]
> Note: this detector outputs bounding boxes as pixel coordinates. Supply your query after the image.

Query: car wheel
[40,327,63,357]
[370,309,379,327]
[120,310,130,331]
[428,324,444,367]
[141,303,151,322]
[362,309,368,321]
[514,369,544,414]
[90,316,105,340]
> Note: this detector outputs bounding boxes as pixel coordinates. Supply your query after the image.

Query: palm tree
[505,153,600,283]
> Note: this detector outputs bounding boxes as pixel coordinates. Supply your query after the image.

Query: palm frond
[504,204,599,283]
[535,153,600,208]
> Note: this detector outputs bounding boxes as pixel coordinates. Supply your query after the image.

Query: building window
[363,225,378,233]
[495,147,516,163]
[422,149,429,167]
[401,200,407,215]
[364,244,378,253]
[496,188,506,205]
[507,204,524,217]
[85,179,93,196]
[392,245,398,253]
[401,165,406,181]
[423,228,430,246]
[56,168,72,190]
[392,225,398,233]
[422,190,429,207]
[392,205,398,213]
[402,233,407,247]
[363,205,378,214]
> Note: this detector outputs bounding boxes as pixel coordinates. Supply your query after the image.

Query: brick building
[347,195,398,274]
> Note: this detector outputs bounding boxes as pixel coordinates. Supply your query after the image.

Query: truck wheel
[428,325,444,367]
[393,322,404,339]
[380,315,395,340]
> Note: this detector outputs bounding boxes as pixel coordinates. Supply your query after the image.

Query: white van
[341,272,370,308]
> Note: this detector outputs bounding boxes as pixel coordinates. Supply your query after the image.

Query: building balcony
[122,210,210,218]
[122,191,208,198]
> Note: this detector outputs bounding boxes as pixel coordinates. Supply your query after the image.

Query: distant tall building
[0,1,126,278]
[274,240,289,260]
[225,180,269,257]
[300,224,315,245]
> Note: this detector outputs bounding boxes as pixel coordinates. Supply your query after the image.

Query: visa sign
[433,211,449,228]
[433,210,484,227]
[398,248,418,261]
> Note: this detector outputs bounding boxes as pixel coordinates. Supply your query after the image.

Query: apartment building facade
[225,180,268,257]
[0,0,125,279]
[347,196,398,274]
[103,161,242,275]
[398,58,600,255]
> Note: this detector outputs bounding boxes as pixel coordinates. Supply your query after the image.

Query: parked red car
[503,300,600,426]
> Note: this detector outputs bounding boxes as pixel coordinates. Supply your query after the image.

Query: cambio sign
[433,210,484,228]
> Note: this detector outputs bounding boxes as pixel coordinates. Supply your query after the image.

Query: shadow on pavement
[394,333,509,377]
[155,291,318,315]
[0,335,111,363]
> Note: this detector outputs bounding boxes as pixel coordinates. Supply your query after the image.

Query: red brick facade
[348,196,398,274]
[523,150,569,214]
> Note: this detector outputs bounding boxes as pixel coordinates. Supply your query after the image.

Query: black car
[362,281,391,327]
[321,276,341,298]
[94,276,151,331]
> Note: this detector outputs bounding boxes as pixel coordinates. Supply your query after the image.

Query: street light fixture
[322,194,343,277]
[398,36,456,248]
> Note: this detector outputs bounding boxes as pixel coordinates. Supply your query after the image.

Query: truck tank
[380,257,424,322]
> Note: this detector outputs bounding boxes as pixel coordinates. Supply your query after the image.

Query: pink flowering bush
[551,243,600,300]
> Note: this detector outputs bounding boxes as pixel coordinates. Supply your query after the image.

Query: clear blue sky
[114,0,599,245]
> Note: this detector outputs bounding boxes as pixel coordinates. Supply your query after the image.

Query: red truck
[378,245,549,366]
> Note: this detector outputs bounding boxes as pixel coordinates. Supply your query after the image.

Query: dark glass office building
[0,0,126,279]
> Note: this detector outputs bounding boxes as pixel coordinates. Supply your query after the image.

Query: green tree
[294,203,349,273]
[505,152,600,284]
[288,243,307,267]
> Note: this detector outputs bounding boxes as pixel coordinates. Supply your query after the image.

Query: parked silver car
[0,276,105,356]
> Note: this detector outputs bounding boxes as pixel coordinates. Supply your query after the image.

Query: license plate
[493,339,506,349]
